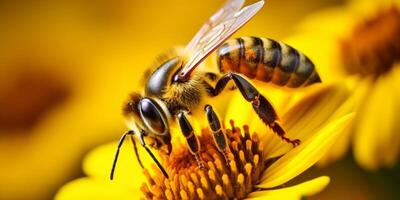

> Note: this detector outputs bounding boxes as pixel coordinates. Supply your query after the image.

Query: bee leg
[204,104,230,165]
[209,72,300,147]
[110,130,169,180]
[177,111,205,169]
[205,72,218,82]
[138,130,169,178]
[110,130,143,180]
[130,133,144,169]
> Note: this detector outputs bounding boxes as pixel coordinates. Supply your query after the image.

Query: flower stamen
[141,120,270,199]
[340,6,400,77]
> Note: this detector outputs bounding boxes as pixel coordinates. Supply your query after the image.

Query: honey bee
[110,0,321,180]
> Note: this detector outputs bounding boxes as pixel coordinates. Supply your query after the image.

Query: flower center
[0,70,70,132]
[141,121,268,200]
[340,6,400,77]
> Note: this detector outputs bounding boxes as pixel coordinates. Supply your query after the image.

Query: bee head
[124,94,172,154]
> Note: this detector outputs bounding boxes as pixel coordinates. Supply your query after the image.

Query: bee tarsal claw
[291,139,301,147]
[194,154,206,170]
[270,121,301,147]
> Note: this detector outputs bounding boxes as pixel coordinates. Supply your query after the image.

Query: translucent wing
[185,0,245,51]
[178,0,264,80]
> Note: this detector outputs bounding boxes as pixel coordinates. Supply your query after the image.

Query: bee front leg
[208,72,300,147]
[137,130,170,178]
[110,130,169,180]
[177,111,205,169]
[204,104,230,165]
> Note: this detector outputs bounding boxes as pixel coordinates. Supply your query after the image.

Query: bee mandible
[110,0,321,180]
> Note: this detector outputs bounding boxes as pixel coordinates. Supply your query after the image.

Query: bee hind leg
[177,111,205,169]
[208,72,300,147]
[204,104,231,165]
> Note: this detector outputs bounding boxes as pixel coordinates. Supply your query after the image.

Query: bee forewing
[186,0,245,51]
[180,0,264,79]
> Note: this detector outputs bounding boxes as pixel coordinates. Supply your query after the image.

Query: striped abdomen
[217,37,321,87]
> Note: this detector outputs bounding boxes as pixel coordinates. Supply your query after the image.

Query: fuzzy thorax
[162,72,207,114]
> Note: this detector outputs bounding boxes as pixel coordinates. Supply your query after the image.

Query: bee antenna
[110,130,134,180]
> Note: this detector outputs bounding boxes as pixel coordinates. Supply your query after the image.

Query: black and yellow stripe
[217,37,321,87]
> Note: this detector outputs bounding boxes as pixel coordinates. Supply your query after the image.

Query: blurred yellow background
[0,0,399,200]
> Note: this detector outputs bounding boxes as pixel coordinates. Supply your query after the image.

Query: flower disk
[141,120,270,200]
[340,6,400,77]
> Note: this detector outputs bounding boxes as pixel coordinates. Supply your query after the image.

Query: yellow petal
[264,83,351,157]
[375,74,400,168]
[348,0,400,16]
[317,77,368,166]
[259,114,354,188]
[83,142,151,187]
[55,178,139,200]
[354,70,400,169]
[284,84,350,137]
[247,176,330,200]
[316,111,352,167]
[224,89,255,127]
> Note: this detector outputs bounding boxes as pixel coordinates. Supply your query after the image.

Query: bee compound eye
[139,98,167,135]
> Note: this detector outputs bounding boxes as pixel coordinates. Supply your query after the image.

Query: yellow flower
[0,1,346,199]
[55,83,353,200]
[285,0,400,170]
[0,1,165,199]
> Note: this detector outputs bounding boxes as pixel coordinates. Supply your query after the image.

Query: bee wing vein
[180,0,264,78]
